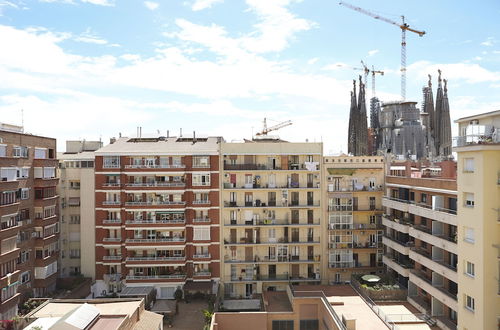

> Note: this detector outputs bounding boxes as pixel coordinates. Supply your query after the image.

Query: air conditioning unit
[224,173,229,178]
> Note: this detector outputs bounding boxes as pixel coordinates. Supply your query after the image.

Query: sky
[1,0,499,154]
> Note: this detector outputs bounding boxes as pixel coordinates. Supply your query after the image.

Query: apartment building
[323,155,385,284]
[382,160,458,330]
[0,123,59,319]
[93,133,221,299]
[453,110,500,330]
[220,141,322,299]
[58,140,102,279]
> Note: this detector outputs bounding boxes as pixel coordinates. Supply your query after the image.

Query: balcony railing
[103,200,121,205]
[126,256,185,261]
[224,202,320,208]
[193,218,211,223]
[411,270,457,300]
[103,273,122,282]
[224,163,318,171]
[103,219,122,224]
[125,237,186,243]
[125,219,185,224]
[193,200,210,205]
[329,261,355,268]
[194,271,211,276]
[125,182,185,187]
[102,255,122,260]
[103,183,121,187]
[125,201,186,206]
[453,125,500,147]
[124,164,186,169]
[126,274,186,280]
[226,219,320,226]
[193,254,211,259]
[102,238,122,242]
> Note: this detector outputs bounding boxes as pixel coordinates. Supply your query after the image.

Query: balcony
[103,200,121,206]
[125,256,186,265]
[409,248,457,282]
[194,271,211,277]
[453,125,500,148]
[126,274,186,281]
[193,200,210,205]
[352,241,382,249]
[409,270,458,310]
[329,261,355,268]
[407,294,431,314]
[193,218,211,223]
[125,182,185,188]
[125,237,186,244]
[102,219,122,225]
[226,219,320,226]
[102,238,122,243]
[382,215,411,233]
[102,183,121,188]
[382,236,412,255]
[102,255,122,261]
[103,273,121,282]
[224,163,318,171]
[124,164,186,169]
[125,219,185,225]
[193,254,211,259]
[382,196,410,212]
[224,201,320,208]
[382,255,411,277]
[224,238,319,245]
[409,227,457,254]
[408,203,456,226]
[125,201,186,206]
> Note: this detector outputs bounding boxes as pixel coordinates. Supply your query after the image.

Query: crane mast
[339,1,425,100]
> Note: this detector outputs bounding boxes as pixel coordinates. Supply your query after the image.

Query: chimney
[167,130,169,138]
[180,128,183,137]
[110,137,116,144]
[136,127,139,138]
[193,131,196,144]
[119,132,122,138]
[139,127,142,138]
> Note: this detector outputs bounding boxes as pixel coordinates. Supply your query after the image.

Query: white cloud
[39,0,114,6]
[307,58,318,65]
[144,1,158,10]
[480,36,495,46]
[75,35,107,44]
[191,0,223,11]
[321,62,347,71]
[408,60,500,84]
[367,49,379,57]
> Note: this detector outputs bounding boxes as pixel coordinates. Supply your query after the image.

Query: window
[0,145,6,157]
[70,215,81,224]
[13,146,28,158]
[70,249,80,258]
[465,295,475,311]
[193,226,210,240]
[272,320,294,330]
[464,227,475,243]
[69,181,81,189]
[19,167,29,179]
[421,193,427,203]
[192,173,210,186]
[300,320,319,330]
[0,191,17,206]
[464,193,474,207]
[103,156,120,168]
[20,188,29,200]
[1,167,17,181]
[34,148,47,159]
[464,158,474,172]
[193,156,210,168]
[466,261,475,277]
[81,161,94,168]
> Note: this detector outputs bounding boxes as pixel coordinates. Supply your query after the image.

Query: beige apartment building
[323,155,385,284]
[58,140,102,279]
[382,160,458,330]
[220,141,322,299]
[454,110,500,330]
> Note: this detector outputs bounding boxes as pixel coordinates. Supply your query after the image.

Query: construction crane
[339,1,425,100]
[337,61,384,98]
[371,65,384,98]
[255,118,292,136]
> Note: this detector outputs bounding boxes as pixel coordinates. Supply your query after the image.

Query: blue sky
[1,0,499,153]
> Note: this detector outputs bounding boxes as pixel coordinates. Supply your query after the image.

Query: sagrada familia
[348,70,452,160]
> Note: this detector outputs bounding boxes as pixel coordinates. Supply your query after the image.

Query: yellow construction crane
[337,61,384,98]
[255,118,292,136]
[339,1,425,100]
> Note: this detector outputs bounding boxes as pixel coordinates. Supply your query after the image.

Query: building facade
[454,110,500,330]
[0,123,60,319]
[382,160,458,330]
[220,141,322,298]
[93,134,222,299]
[58,140,102,279]
[323,155,385,284]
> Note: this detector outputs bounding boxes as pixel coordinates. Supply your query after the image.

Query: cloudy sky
[1,0,499,153]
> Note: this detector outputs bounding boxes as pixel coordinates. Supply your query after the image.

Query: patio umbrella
[361,274,381,283]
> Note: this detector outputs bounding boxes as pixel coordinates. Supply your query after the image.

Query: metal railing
[125,182,185,187]
[126,274,186,280]
[102,255,122,260]
[126,237,185,243]
[124,164,185,169]
[103,200,121,205]
[193,254,211,259]
[193,218,211,223]
[103,219,121,224]
[193,200,210,204]
[125,201,186,206]
[126,256,185,261]
[102,238,122,242]
[125,219,185,224]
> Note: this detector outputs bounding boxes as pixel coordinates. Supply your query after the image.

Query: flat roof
[58,151,96,160]
[133,310,164,330]
[95,136,222,156]
[89,316,126,330]
[454,109,500,123]
[119,286,155,296]
[221,141,322,155]
[263,291,292,312]
[32,300,143,319]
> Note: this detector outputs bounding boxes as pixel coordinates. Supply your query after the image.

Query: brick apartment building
[93,133,222,299]
[0,123,60,319]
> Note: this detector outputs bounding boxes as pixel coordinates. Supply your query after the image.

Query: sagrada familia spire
[347,76,368,156]
[348,69,452,159]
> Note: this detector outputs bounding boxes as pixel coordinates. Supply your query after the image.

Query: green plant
[202,309,213,324]
[174,288,183,301]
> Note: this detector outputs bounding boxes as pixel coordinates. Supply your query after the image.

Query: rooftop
[95,135,222,156]
[454,109,500,123]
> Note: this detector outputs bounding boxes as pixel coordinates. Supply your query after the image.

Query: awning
[390,166,406,170]
[151,299,176,314]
